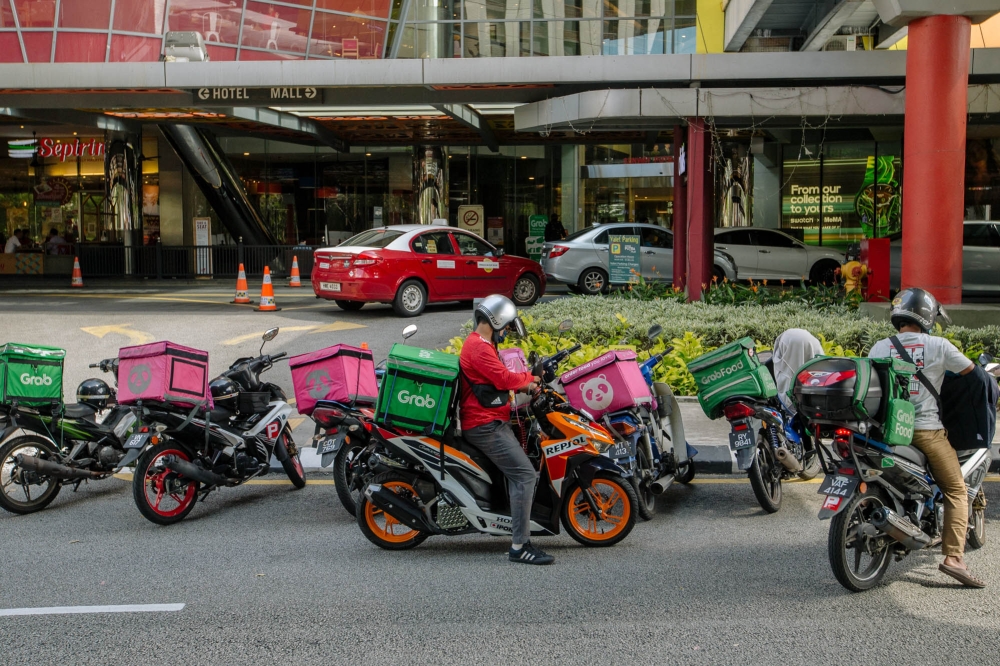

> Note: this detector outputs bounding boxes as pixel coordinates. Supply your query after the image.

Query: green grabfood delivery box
[687,337,776,419]
[0,342,66,406]
[375,344,460,436]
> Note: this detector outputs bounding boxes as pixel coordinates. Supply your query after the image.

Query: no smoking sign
[457,205,484,237]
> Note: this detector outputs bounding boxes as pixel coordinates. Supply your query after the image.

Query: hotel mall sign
[195,87,319,103]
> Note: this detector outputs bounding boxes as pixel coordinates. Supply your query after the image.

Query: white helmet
[475,294,527,341]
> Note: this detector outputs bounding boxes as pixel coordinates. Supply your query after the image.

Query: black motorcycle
[0,358,137,514]
[128,328,305,525]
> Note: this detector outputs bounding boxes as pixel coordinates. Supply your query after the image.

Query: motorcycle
[0,357,138,514]
[129,328,305,525]
[599,324,696,520]
[719,350,822,513]
[353,348,637,550]
[808,353,997,592]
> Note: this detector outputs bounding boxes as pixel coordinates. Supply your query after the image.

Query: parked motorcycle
[0,357,138,514]
[799,353,996,591]
[353,346,637,550]
[129,328,305,525]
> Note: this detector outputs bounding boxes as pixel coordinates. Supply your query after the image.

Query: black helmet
[76,378,112,410]
[210,376,239,412]
[890,287,951,333]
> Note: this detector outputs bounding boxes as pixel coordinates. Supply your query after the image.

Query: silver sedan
[540,223,738,295]
[890,221,1000,293]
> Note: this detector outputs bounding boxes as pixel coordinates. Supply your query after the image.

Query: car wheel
[512,274,541,306]
[393,279,427,317]
[810,260,840,286]
[713,265,726,282]
[335,300,365,311]
[577,268,608,296]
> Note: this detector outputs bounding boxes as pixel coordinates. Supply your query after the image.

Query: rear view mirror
[979,353,994,366]
[402,325,418,341]
[647,324,663,342]
[262,328,279,342]
[558,319,573,333]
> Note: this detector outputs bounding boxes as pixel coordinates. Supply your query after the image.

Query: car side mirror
[496,248,505,257]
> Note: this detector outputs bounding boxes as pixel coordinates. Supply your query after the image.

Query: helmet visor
[509,317,527,339]
[938,305,952,326]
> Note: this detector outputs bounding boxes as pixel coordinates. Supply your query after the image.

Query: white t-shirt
[868,332,973,430]
[4,236,19,254]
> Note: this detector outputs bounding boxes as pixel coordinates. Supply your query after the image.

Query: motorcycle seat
[204,406,234,422]
[63,403,98,420]
[892,445,928,468]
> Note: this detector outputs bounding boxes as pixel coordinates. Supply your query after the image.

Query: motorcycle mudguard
[0,424,20,445]
[570,454,626,489]
[736,445,755,471]
[660,391,689,464]
[115,448,143,470]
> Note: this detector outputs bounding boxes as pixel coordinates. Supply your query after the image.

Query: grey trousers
[462,420,537,544]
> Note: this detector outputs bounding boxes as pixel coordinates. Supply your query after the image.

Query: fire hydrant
[840,260,867,295]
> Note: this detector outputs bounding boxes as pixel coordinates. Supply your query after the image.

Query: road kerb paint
[113,472,334,485]
[0,604,185,617]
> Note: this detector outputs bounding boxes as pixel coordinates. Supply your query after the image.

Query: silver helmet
[475,294,527,340]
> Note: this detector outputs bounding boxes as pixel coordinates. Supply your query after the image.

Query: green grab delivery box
[375,344,460,436]
[687,337,777,419]
[0,342,66,406]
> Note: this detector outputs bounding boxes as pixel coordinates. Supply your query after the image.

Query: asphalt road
[1,475,998,665]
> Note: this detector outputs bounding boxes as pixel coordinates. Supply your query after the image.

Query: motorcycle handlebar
[270,351,288,361]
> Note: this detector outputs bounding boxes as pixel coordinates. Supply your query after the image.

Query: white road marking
[0,603,185,617]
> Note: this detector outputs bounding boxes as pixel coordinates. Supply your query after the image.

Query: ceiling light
[19,125,23,129]
[528,176,534,180]
[73,131,77,136]
[520,155,527,159]
[366,153,371,156]
[244,152,250,156]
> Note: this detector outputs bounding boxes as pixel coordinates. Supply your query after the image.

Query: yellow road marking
[280,304,337,311]
[222,325,319,346]
[80,324,154,345]
[288,417,307,431]
[309,322,367,333]
[113,472,335,485]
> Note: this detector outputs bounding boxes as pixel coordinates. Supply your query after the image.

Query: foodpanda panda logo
[20,373,52,386]
[579,375,614,411]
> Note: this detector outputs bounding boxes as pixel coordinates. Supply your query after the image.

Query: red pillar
[900,15,971,305]
[672,124,688,290]
[686,118,714,302]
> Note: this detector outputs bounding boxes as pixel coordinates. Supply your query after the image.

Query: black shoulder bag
[888,336,942,414]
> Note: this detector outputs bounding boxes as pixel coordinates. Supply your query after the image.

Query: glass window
[312,13,387,58]
[109,35,162,62]
[317,0,392,19]
[242,1,311,54]
[340,228,403,248]
[672,15,694,53]
[641,226,670,248]
[963,224,1000,248]
[412,231,455,254]
[14,0,54,27]
[594,225,636,244]
[55,33,108,61]
[0,33,20,61]
[59,0,110,28]
[21,32,51,61]
[565,226,598,241]
[1,0,15,28]
[113,0,165,34]
[716,229,753,245]
[752,229,797,248]
[168,0,242,45]
[455,232,494,256]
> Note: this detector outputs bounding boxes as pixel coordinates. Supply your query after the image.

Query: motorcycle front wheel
[748,439,782,514]
[133,442,200,526]
[828,487,892,592]
[967,490,987,550]
[0,435,62,514]
[561,472,637,547]
[276,431,307,489]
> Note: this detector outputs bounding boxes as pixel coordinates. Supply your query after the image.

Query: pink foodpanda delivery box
[117,342,212,408]
[499,347,529,373]
[288,344,378,416]
[558,349,653,419]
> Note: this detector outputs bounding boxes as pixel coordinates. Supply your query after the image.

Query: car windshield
[564,226,600,242]
[338,229,403,248]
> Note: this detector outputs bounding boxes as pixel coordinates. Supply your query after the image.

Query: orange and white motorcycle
[354,381,637,550]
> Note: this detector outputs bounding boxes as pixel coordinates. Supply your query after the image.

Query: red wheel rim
[283,433,304,479]
[143,449,197,517]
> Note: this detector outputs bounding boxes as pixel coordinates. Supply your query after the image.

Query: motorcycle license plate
[124,432,151,449]
[729,430,754,451]
[818,474,859,499]
[320,282,341,292]
[608,440,633,460]
[317,433,346,456]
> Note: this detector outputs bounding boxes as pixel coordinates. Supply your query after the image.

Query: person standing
[544,214,567,242]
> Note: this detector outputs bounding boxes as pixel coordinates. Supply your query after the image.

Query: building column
[686,118,714,301]
[672,124,687,290]
[899,15,971,304]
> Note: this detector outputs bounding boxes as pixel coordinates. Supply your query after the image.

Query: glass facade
[0,0,695,61]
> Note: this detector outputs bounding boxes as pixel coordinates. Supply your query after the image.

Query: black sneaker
[509,542,554,565]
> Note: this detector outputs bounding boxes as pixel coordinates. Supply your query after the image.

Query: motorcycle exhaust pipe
[774,447,802,474]
[364,484,439,534]
[650,474,674,495]
[14,454,101,481]
[871,507,932,551]
[163,455,228,487]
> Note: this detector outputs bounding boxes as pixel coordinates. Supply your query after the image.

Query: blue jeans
[462,420,537,544]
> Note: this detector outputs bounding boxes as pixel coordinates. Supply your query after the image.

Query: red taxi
[311,224,545,317]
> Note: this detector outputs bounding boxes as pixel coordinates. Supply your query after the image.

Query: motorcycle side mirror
[979,353,993,366]
[402,325,418,342]
[647,324,663,343]
[262,328,279,342]
[558,319,573,333]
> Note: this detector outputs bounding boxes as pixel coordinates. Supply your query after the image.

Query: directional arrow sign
[309,322,367,334]
[222,325,320,346]
[81,324,154,346]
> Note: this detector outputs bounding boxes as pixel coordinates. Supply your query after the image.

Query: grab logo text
[397,390,436,409]
[701,360,744,385]
[20,373,52,386]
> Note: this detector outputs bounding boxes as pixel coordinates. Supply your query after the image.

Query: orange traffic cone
[288,256,302,287]
[255,266,280,312]
[232,263,251,304]
[70,257,83,288]
[360,342,369,350]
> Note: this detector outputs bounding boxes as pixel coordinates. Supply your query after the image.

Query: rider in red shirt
[459,295,552,565]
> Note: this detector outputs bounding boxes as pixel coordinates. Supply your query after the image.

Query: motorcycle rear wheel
[334,440,366,518]
[356,472,428,550]
[967,490,987,550]
[632,448,656,521]
[828,487,892,592]
[0,435,62,514]
[133,442,200,526]
[748,439,782,514]
[798,450,822,481]
[277,431,307,489]
[561,472,637,547]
